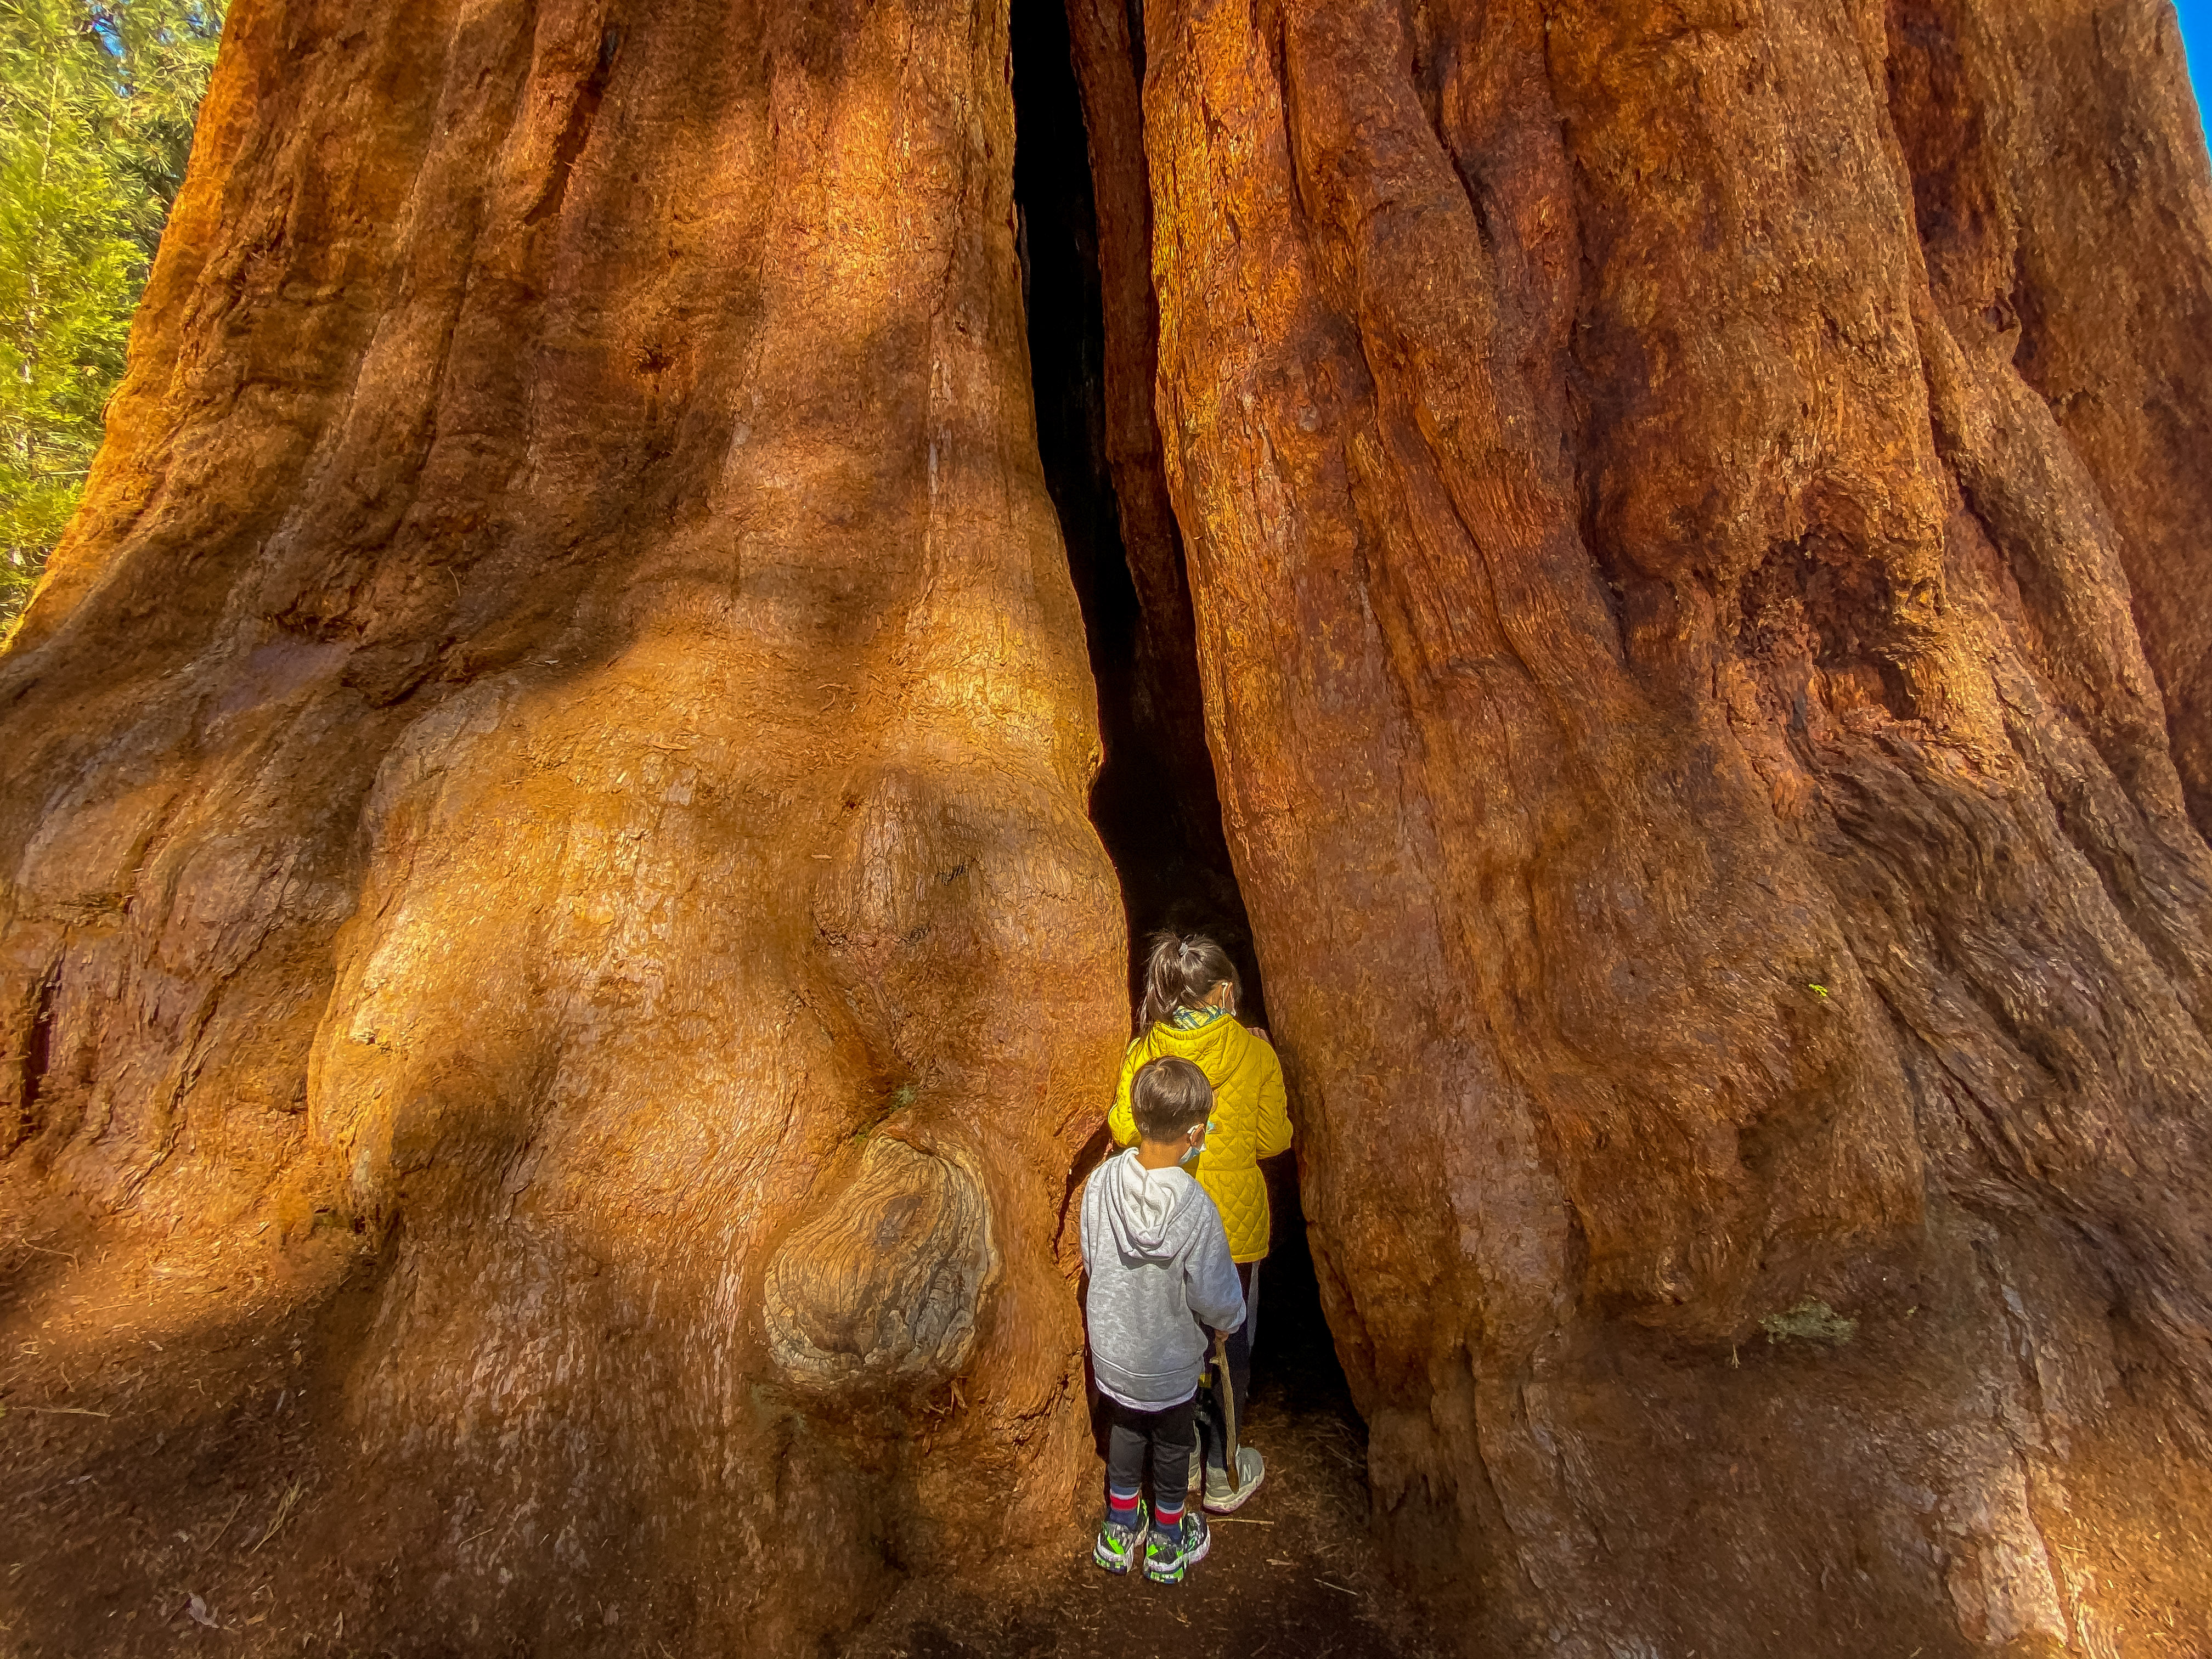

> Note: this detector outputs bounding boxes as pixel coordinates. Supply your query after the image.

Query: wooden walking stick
[1211,1326,1240,1478]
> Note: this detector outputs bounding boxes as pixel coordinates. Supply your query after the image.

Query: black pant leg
[1106,1402,1150,1495]
[1228,1260,1256,1422]
[1150,1395,1198,1506]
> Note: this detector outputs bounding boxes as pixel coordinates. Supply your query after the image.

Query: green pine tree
[0,0,223,635]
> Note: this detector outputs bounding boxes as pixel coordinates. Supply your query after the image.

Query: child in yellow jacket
[1108,932,1291,1513]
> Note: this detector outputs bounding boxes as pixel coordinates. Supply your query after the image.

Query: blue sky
[2183,0,2212,132]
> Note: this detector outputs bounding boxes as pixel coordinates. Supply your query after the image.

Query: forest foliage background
[0,0,221,632]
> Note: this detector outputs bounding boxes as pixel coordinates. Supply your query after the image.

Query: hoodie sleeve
[1183,1198,1248,1335]
[1254,1036,1293,1159]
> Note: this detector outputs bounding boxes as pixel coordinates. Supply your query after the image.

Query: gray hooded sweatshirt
[1081,1147,1248,1410]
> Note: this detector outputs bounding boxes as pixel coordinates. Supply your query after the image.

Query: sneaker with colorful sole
[1142,1510,1211,1584]
[1093,1503,1150,1575]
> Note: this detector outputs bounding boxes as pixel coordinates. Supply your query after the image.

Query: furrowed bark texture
[0,0,1122,1650]
[9,0,2212,1654]
[1114,0,2212,1652]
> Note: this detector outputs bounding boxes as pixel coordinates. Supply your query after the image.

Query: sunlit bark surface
[1,0,1124,1650]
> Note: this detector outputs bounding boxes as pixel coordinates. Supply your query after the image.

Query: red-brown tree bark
[2,1,1123,1651]
[1110,0,2212,1653]
[7,0,2212,1655]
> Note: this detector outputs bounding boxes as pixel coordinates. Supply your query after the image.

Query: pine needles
[0,0,223,634]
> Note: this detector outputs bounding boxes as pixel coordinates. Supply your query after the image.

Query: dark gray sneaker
[1143,1509,1211,1583]
[1093,1503,1149,1574]
[1203,1445,1266,1513]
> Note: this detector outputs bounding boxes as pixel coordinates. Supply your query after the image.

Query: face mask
[1180,1130,1207,1167]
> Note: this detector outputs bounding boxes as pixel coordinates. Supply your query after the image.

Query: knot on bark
[763,1136,994,1390]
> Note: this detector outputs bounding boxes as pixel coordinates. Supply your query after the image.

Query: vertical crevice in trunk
[1014,0,1249,998]
[1009,0,1365,1476]
[7,968,58,1155]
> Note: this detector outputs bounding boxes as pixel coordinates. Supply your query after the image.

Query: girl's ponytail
[1136,931,1242,1034]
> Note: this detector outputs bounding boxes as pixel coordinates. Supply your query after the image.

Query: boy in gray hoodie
[1080,1056,1247,1583]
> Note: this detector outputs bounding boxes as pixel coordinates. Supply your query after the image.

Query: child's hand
[1246,1024,1270,1043]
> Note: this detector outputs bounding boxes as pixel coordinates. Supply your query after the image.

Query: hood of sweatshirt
[1098,1148,1201,1263]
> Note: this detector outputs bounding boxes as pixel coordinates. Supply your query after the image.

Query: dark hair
[1137,931,1241,1033]
[1131,1057,1214,1143]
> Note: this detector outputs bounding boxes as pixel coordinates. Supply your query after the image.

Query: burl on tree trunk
[1,0,1126,1648]
[4,0,2212,1656]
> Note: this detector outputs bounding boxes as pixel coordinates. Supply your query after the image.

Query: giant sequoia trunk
[5,0,2212,1655]
[1092,0,2212,1653]
[1,0,1127,1650]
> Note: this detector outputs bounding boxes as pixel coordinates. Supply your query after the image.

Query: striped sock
[1153,1497,1184,1529]
[1107,1485,1142,1521]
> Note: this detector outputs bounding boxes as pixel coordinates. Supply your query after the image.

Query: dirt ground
[0,1200,368,1656]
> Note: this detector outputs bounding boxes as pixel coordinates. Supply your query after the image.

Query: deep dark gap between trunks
[1007,0,1365,1507]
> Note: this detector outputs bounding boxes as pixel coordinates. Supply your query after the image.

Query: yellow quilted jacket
[1108,1011,1291,1262]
